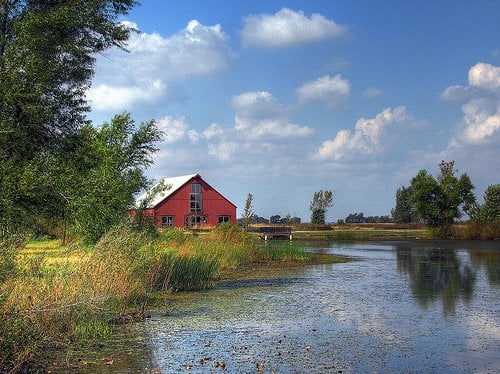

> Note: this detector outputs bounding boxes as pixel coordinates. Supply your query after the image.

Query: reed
[0,222,326,371]
[260,241,310,261]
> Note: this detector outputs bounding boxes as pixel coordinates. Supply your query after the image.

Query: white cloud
[363,87,383,100]
[87,80,165,111]
[241,8,347,48]
[90,20,232,112]
[156,115,188,144]
[296,75,350,108]
[461,99,500,143]
[232,91,282,126]
[317,106,416,160]
[442,62,500,144]
[208,141,238,161]
[203,123,225,139]
[232,91,314,139]
[468,62,500,91]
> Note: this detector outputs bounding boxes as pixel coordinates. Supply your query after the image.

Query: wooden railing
[252,226,293,240]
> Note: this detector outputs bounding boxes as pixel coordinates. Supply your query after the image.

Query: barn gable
[134,174,236,228]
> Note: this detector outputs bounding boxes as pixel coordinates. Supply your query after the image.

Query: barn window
[218,216,230,224]
[161,216,174,227]
[191,183,201,193]
[190,183,202,212]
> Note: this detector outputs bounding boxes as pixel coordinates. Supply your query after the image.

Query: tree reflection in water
[469,250,500,287]
[396,247,476,315]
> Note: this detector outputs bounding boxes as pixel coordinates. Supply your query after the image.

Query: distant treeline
[339,212,392,224]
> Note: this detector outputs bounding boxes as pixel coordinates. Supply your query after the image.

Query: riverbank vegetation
[0,223,345,372]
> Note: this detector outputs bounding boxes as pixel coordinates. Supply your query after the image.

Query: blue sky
[87,0,500,221]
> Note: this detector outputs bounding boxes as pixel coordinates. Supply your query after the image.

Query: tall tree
[0,0,136,235]
[310,190,333,224]
[409,161,476,230]
[63,114,162,243]
[392,186,418,223]
[241,193,254,229]
[470,184,500,221]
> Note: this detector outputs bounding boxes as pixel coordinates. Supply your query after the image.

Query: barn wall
[152,176,236,228]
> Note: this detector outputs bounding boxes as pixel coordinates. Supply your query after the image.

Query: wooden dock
[254,226,293,241]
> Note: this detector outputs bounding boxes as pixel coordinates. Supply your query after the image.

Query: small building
[133,174,237,229]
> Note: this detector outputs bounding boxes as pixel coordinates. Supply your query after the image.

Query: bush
[457,221,500,240]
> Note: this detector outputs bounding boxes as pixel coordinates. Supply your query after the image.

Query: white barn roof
[135,174,198,209]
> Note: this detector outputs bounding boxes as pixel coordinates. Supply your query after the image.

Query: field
[293,224,430,241]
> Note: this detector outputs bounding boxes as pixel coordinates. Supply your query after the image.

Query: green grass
[293,227,430,241]
[0,223,354,372]
[260,242,310,261]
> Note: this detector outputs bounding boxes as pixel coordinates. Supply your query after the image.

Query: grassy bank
[0,223,346,372]
[277,222,498,241]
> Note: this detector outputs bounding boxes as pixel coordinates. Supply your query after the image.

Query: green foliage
[261,242,310,261]
[311,208,326,225]
[392,186,418,223]
[64,114,162,243]
[0,0,137,239]
[241,193,255,229]
[310,190,333,224]
[134,180,172,228]
[470,184,500,222]
[152,251,219,292]
[410,161,476,232]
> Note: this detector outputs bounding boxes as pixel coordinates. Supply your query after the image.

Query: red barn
[134,174,237,229]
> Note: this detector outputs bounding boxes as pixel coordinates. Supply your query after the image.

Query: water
[57,241,500,373]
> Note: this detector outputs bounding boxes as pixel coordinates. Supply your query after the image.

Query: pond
[57,240,500,373]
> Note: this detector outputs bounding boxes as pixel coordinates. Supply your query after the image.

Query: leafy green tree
[409,161,476,230]
[481,184,500,221]
[62,113,162,243]
[470,184,500,221]
[392,186,418,223]
[241,193,254,229]
[310,190,333,224]
[0,0,136,236]
[270,215,282,224]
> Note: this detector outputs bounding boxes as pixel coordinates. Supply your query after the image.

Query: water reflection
[469,249,500,287]
[396,246,476,315]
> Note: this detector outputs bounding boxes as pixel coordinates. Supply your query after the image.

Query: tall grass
[1,223,320,371]
[260,242,310,261]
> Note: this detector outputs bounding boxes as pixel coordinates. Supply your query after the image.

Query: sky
[87,0,500,222]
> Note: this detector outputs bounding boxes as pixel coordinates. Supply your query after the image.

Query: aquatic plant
[260,242,310,262]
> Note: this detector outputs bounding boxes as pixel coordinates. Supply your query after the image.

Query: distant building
[132,174,236,229]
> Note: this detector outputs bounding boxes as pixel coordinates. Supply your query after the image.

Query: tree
[241,193,254,229]
[64,114,162,243]
[409,161,476,230]
[392,186,418,223]
[310,190,333,224]
[470,184,500,221]
[270,215,282,224]
[0,0,137,236]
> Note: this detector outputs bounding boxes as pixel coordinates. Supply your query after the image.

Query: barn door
[184,215,207,228]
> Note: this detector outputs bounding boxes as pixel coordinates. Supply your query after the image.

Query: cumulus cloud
[241,8,347,48]
[296,75,350,108]
[468,62,500,91]
[87,80,166,111]
[317,106,417,160]
[89,20,232,112]
[208,141,238,161]
[442,62,500,144]
[232,91,314,139]
[156,115,188,144]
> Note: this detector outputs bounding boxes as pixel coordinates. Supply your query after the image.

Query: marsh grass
[260,242,310,261]
[1,223,346,372]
